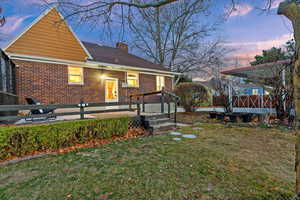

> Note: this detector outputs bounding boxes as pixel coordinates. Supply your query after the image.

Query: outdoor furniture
[209,112,217,119]
[25,98,56,121]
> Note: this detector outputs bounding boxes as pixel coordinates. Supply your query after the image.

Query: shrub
[174,82,208,112]
[0,117,130,160]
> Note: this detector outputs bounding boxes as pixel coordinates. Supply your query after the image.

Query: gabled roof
[82,41,171,72]
[4,8,92,62]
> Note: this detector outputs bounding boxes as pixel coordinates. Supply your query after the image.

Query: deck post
[137,97,141,116]
[129,95,132,110]
[79,99,85,120]
[174,98,177,123]
[142,95,145,112]
[161,88,165,114]
[168,99,171,118]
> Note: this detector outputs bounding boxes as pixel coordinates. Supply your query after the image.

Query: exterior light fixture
[100,74,107,79]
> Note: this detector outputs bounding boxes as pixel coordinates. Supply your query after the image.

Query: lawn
[0,123,296,200]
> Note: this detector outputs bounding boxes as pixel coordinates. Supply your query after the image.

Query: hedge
[0,117,130,160]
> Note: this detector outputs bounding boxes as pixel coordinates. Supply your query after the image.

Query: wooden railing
[0,101,138,122]
[129,88,180,123]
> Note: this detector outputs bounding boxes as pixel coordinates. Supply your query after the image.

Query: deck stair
[130,88,180,134]
[143,114,176,133]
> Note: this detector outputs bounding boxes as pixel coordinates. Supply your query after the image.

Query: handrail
[129,88,180,123]
[130,91,162,97]
[163,90,180,100]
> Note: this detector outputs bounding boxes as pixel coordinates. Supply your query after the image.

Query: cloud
[0,15,32,35]
[229,4,253,17]
[225,33,293,66]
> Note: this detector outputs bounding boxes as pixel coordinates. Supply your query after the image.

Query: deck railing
[0,101,138,123]
[129,88,180,123]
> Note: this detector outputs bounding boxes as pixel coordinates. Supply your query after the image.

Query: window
[252,89,259,95]
[68,66,83,84]
[156,76,165,91]
[126,72,139,87]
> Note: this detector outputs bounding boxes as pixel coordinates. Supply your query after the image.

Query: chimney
[116,42,128,52]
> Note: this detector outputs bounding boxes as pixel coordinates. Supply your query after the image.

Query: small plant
[174,82,208,112]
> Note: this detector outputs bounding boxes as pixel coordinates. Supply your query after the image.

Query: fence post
[161,89,165,114]
[137,97,141,116]
[142,95,145,113]
[168,99,171,118]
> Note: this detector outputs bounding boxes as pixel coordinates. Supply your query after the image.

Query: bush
[174,82,208,112]
[0,117,130,160]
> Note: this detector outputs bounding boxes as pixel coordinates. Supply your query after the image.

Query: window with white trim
[156,75,165,91]
[126,72,139,87]
[68,66,83,85]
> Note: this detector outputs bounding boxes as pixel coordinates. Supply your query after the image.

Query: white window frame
[68,66,84,85]
[126,71,139,87]
[156,75,165,91]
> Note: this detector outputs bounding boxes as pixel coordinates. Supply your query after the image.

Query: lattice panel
[128,117,143,129]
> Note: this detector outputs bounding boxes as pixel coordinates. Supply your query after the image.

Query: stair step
[148,118,172,125]
[152,122,176,132]
[144,113,169,120]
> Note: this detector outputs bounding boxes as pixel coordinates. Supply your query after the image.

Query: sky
[0,0,294,67]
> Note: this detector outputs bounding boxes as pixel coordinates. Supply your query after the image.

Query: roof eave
[86,60,181,76]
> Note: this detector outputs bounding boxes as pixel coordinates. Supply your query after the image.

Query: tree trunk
[278,1,300,195]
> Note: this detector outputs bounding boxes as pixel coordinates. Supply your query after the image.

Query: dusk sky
[0,0,294,67]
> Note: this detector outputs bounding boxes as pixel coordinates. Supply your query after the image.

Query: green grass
[0,124,296,200]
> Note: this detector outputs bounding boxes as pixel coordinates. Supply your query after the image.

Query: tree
[286,39,296,58]
[0,7,5,27]
[175,75,192,84]
[250,47,289,66]
[174,82,208,112]
[278,0,300,196]
[125,0,228,83]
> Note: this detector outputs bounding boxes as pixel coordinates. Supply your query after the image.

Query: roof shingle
[82,41,171,72]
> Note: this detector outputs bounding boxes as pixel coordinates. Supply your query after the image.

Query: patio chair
[25,98,56,121]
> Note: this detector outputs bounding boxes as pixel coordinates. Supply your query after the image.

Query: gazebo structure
[219,59,292,114]
[221,59,291,80]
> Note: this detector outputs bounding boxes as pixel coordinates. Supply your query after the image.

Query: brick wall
[14,60,173,104]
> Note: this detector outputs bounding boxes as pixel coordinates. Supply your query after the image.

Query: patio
[13,103,177,125]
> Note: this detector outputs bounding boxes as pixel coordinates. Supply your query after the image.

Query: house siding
[14,60,173,104]
[5,9,89,62]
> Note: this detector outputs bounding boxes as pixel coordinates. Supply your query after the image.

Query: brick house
[4,8,179,104]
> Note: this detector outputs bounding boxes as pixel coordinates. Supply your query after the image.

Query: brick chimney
[116,42,128,52]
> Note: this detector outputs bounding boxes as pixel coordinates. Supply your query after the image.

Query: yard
[0,123,296,200]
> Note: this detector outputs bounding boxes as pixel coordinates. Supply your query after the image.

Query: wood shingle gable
[5,8,91,62]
